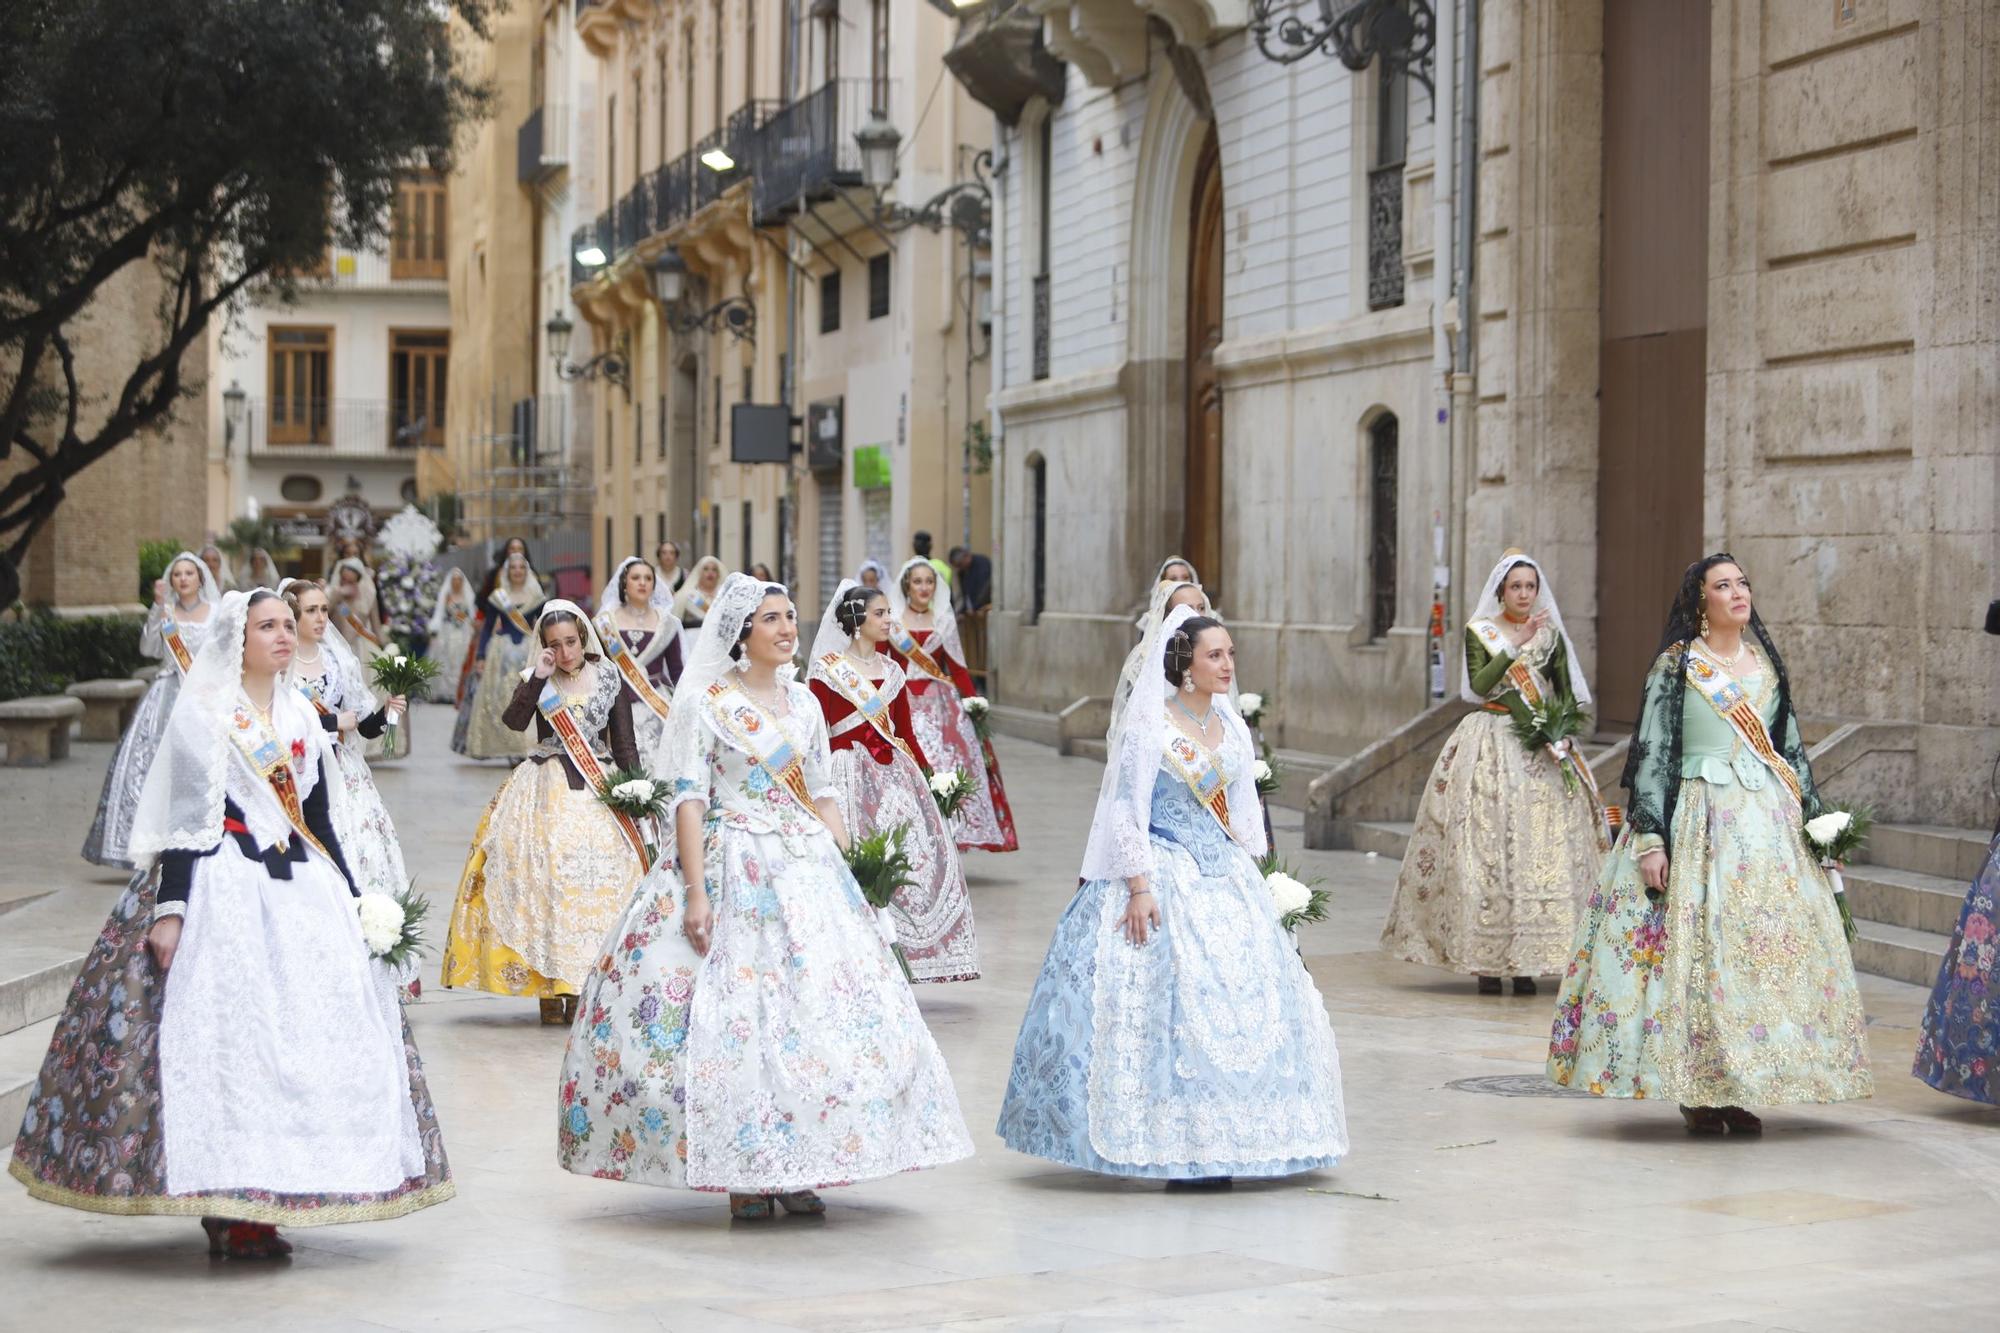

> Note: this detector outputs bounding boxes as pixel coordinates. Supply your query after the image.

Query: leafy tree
[0,0,496,606]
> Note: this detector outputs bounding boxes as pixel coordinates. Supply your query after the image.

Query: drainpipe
[1450,1,1481,665]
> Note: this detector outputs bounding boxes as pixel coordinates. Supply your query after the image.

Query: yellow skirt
[440,761,646,997]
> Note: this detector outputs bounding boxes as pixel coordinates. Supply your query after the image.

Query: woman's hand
[682,886,713,955]
[1121,887,1161,946]
[533,648,557,679]
[152,578,168,606]
[146,917,183,972]
[336,709,359,735]
[1639,850,1669,892]
[385,693,408,716]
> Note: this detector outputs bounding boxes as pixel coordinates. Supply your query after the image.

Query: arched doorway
[1184,128,1224,600]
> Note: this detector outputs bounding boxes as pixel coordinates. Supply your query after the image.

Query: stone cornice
[992,364,1127,422]
[1214,303,1437,386]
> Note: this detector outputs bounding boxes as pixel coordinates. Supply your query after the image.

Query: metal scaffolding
[452,380,595,542]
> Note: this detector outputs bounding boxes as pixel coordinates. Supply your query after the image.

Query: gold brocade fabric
[1380,711,1603,976]
[440,764,643,994]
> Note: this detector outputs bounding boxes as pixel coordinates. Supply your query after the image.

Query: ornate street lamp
[1249,0,1437,100]
[650,251,756,343]
[854,115,993,246]
[545,313,631,399]
[222,380,247,457]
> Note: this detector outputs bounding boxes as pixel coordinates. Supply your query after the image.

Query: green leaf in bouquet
[378,882,432,972]
[845,822,919,910]
[595,765,672,819]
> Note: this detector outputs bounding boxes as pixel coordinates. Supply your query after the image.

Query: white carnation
[1254,760,1275,783]
[356,893,404,955]
[1804,811,1852,846]
[1238,691,1265,718]
[963,695,989,715]
[1266,871,1312,917]
[929,772,962,797]
[393,654,409,667]
[612,778,656,802]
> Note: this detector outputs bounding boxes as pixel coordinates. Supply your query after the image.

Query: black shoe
[1512,976,1538,996]
[1165,1176,1232,1192]
[1476,976,1503,995]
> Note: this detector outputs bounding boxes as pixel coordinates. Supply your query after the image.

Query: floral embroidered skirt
[828,744,979,982]
[906,683,1018,852]
[1379,710,1603,977]
[11,865,452,1224]
[441,760,645,997]
[557,817,973,1193]
[80,670,181,870]
[1548,775,1873,1105]
[1913,831,2000,1105]
[997,833,1347,1179]
[460,640,535,761]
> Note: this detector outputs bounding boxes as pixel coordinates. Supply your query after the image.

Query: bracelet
[1126,885,1152,899]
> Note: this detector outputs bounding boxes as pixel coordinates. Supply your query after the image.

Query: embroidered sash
[335,602,382,649]
[887,623,953,687]
[1684,647,1805,808]
[815,652,913,761]
[160,619,196,675]
[537,682,653,869]
[601,629,673,721]
[491,590,534,637]
[1470,619,1547,707]
[226,706,330,863]
[294,675,335,719]
[1163,732,1245,847]
[704,682,830,828]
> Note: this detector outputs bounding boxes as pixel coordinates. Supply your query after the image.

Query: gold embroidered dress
[1380,622,1604,976]
[1547,644,1872,1104]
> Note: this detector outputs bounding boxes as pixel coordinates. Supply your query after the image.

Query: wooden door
[1185,129,1225,600]
[1596,2,1709,726]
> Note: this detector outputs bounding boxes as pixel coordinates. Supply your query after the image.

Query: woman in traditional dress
[654,539,687,595]
[11,590,452,1258]
[1380,553,1607,995]
[428,567,479,704]
[441,601,646,1024]
[281,579,410,907]
[886,556,1019,853]
[459,548,546,761]
[1113,579,1214,736]
[808,580,980,982]
[1547,553,1872,1132]
[82,552,220,869]
[999,607,1347,1185]
[595,556,682,758]
[198,543,237,594]
[328,556,410,761]
[451,542,527,755]
[671,555,726,629]
[556,574,973,1218]
[1913,830,2000,1105]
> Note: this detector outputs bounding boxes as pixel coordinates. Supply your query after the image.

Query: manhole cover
[1446,1074,1593,1099]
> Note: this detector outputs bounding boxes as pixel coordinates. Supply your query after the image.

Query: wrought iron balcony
[570,213,610,288]
[749,80,875,224]
[1367,164,1404,310]
[616,180,648,255]
[246,398,440,459]
[652,153,694,235]
[516,103,570,184]
[692,100,781,214]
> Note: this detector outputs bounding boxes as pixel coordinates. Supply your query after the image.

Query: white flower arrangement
[929,771,965,798]
[1238,691,1266,724]
[1254,760,1274,784]
[613,778,658,804]
[930,767,975,818]
[1804,811,1852,846]
[356,886,429,969]
[962,695,990,717]
[1266,871,1313,918]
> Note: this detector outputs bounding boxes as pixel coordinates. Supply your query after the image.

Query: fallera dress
[292,645,408,906]
[809,652,980,982]
[556,676,973,1193]
[1380,622,1605,976]
[1912,830,2000,1105]
[998,723,1348,1178]
[888,625,1018,852]
[596,614,682,761]
[1547,644,1872,1105]
[81,607,213,869]
[459,586,544,760]
[441,665,646,999]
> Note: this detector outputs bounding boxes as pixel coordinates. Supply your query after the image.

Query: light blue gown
[997,729,1347,1179]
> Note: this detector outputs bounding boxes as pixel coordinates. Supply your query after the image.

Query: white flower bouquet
[962,694,992,741]
[596,767,670,819]
[357,884,430,971]
[1257,851,1330,932]
[368,647,441,746]
[1803,804,1870,943]
[929,767,974,819]
[1254,753,1282,798]
[1237,691,1266,726]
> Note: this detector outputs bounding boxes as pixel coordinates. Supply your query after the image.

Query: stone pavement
[2,704,1998,1330]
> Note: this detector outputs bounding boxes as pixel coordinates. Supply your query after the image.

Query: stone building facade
[6,264,209,612]
[952,0,1995,828]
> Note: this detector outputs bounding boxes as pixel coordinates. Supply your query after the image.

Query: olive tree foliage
[0,0,496,605]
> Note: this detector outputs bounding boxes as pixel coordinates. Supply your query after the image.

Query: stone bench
[67,678,150,741]
[0,695,84,766]
[131,665,161,684]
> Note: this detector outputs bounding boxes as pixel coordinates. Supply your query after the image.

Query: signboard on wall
[807,398,844,473]
[852,445,891,491]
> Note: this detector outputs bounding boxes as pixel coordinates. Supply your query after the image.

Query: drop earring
[1698,601,1710,639]
[1181,673,1195,693]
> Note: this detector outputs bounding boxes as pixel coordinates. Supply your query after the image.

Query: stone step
[1351,820,1414,860]
[0,1015,54,1135]
[0,886,54,919]
[1851,920,1950,990]
[1842,864,1969,937]
[1858,823,1990,883]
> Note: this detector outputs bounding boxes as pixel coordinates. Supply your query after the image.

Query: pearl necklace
[1699,635,1748,668]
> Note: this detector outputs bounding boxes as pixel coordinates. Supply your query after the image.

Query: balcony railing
[616,181,648,254]
[246,398,439,460]
[691,99,781,213]
[517,103,570,183]
[750,80,876,224]
[569,214,610,287]
[1367,165,1404,311]
[652,153,694,235]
